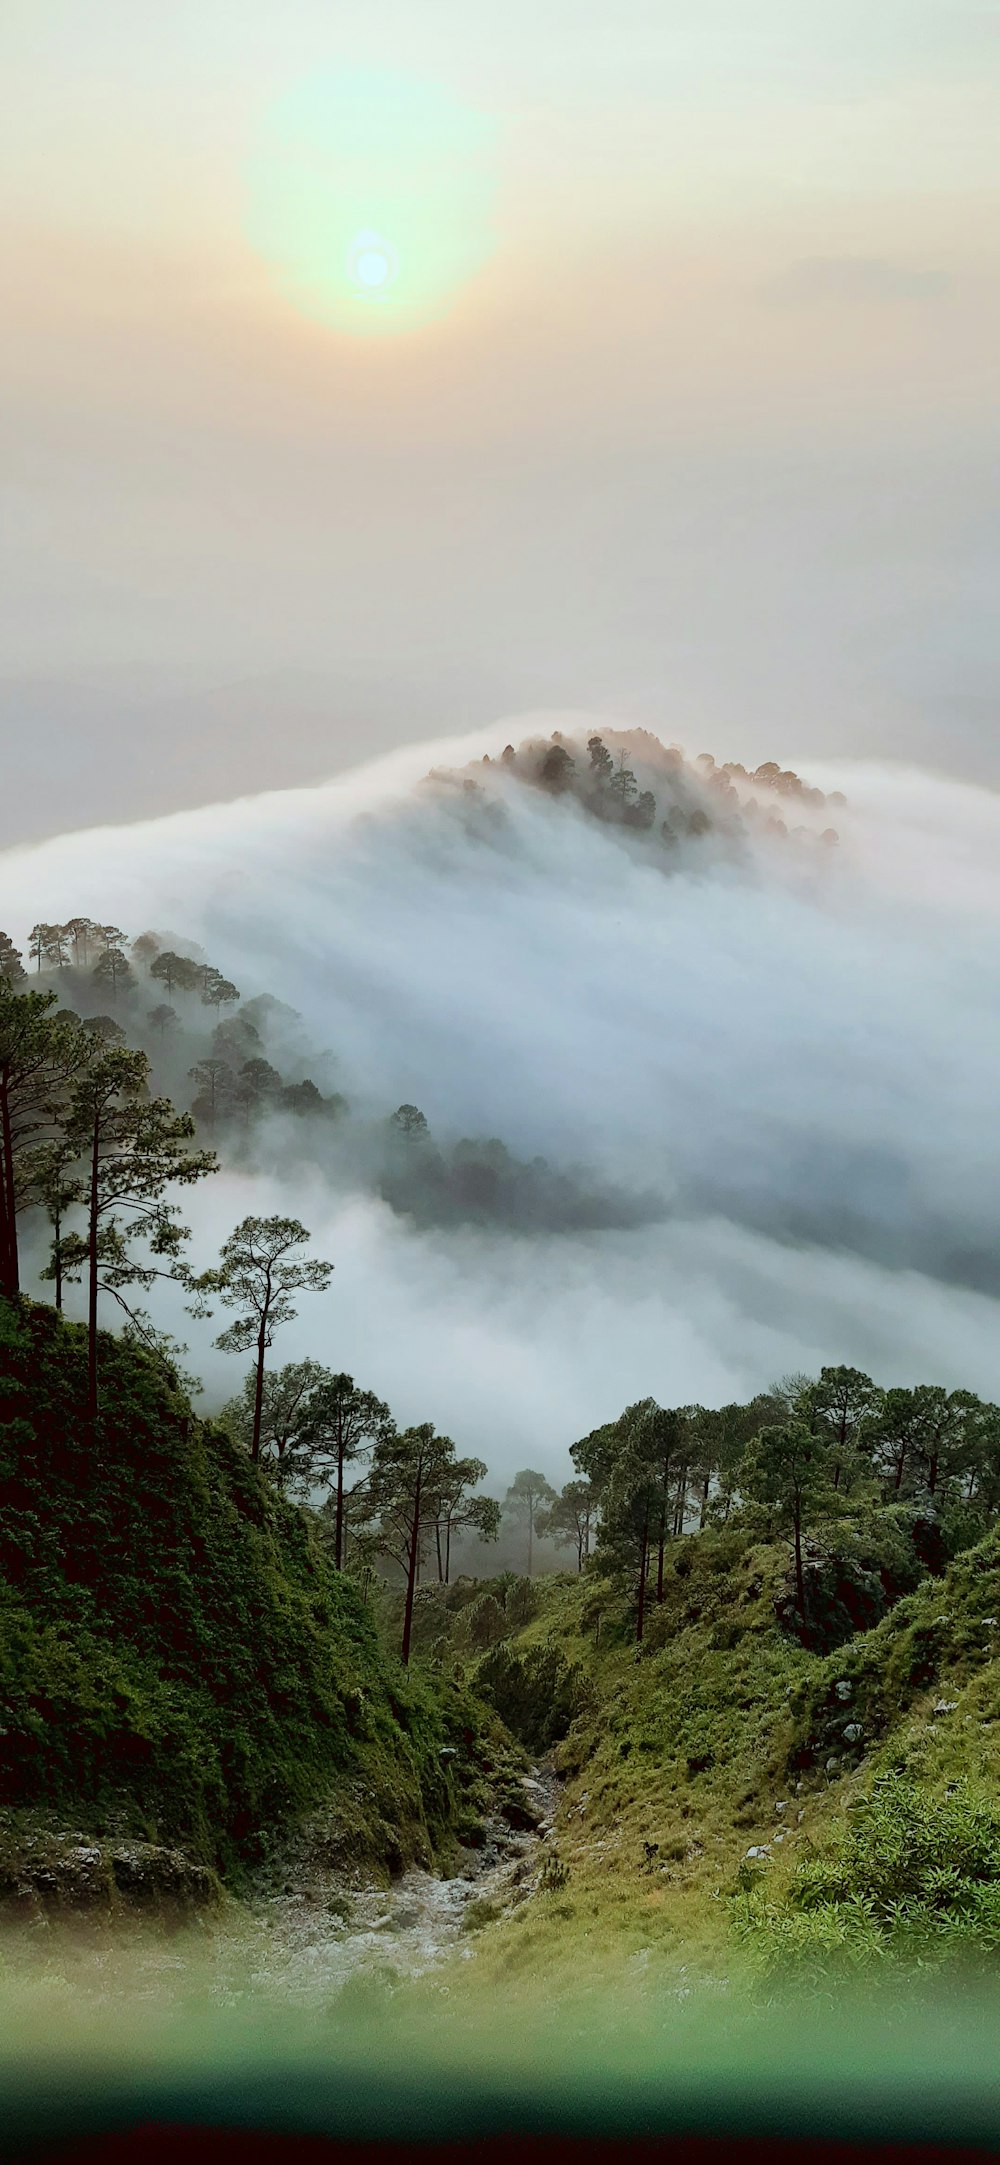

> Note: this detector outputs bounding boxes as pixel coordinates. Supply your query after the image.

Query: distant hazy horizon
[3,0,999,839]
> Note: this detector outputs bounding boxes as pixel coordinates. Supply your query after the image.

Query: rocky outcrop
[0,1829,220,1921]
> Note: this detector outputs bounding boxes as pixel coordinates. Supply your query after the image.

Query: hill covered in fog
[2,721,999,1472]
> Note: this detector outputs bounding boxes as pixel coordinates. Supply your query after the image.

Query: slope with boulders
[453,1519,1000,1989]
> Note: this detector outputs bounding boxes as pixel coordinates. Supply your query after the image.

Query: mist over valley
[3,718,996,1481]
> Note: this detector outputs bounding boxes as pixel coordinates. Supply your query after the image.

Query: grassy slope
[0,1299,507,1885]
[463,1523,1000,1989]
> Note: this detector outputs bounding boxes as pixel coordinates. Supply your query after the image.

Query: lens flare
[248,69,499,334]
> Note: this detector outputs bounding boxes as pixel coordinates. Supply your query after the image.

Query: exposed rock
[0,1833,220,1922]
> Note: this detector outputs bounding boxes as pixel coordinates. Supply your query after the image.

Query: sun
[248,69,499,335]
[348,230,399,299]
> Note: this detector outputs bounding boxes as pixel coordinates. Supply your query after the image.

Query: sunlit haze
[2,2,1000,837]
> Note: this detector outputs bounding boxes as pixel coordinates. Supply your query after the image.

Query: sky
[2,1,1000,840]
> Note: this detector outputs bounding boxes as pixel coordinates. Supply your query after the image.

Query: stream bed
[0,1771,559,2018]
[205,1764,560,2008]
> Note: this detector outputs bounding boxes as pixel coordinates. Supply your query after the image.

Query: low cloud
[3,724,999,1480]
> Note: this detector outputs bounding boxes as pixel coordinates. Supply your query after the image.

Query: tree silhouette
[537,1478,597,1571]
[391,1103,429,1140]
[0,983,81,1298]
[608,750,638,809]
[63,918,96,967]
[197,1215,333,1463]
[80,1015,126,1046]
[369,1423,460,1662]
[61,1048,216,1416]
[220,1357,331,1471]
[587,736,613,787]
[0,933,25,986]
[131,933,162,970]
[92,948,136,1003]
[739,1422,840,1620]
[150,951,199,999]
[28,924,68,973]
[428,1454,500,1581]
[538,743,576,793]
[188,1057,235,1132]
[289,1372,396,1568]
[504,1467,557,1576]
[30,1135,82,1311]
[198,965,240,1012]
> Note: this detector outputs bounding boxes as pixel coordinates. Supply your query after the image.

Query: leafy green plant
[737,1775,1000,1981]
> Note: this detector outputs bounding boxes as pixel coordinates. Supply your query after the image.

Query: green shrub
[467,1593,508,1649]
[476,1641,587,1752]
[737,1775,1000,1981]
[505,1576,537,1629]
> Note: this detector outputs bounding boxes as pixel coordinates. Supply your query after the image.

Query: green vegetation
[0,1298,511,1886]
[439,1505,1000,1994]
[7,913,1000,1987]
[737,1774,1000,1982]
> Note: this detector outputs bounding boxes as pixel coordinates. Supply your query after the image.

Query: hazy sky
[2,1,999,833]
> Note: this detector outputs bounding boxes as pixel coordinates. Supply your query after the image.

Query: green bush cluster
[475,1640,588,1753]
[738,1775,1000,1981]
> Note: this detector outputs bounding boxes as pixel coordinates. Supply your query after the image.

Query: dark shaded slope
[0,1299,493,1880]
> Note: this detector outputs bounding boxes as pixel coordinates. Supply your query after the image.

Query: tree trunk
[673,1468,688,1537]
[86,1111,100,1419]
[700,1471,710,1529]
[250,1312,267,1463]
[334,1437,345,1570]
[928,1452,939,1497]
[0,1075,18,1298]
[635,1519,649,1644]
[53,1198,63,1311]
[445,1516,452,1584]
[894,1446,907,1493]
[435,1520,444,1581]
[793,1506,806,1620]
[401,1464,424,1665]
[656,1514,665,1602]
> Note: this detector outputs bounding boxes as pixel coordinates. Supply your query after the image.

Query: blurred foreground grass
[5,1915,1000,2153]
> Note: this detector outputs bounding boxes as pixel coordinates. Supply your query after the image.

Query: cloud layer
[3,726,999,1479]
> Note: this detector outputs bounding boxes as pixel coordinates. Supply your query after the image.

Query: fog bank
[3,723,998,1478]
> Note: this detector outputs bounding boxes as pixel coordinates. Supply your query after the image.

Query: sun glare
[248,69,498,334]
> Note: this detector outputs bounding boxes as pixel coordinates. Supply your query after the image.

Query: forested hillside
[6,770,1000,1982]
[0,1298,510,1906]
